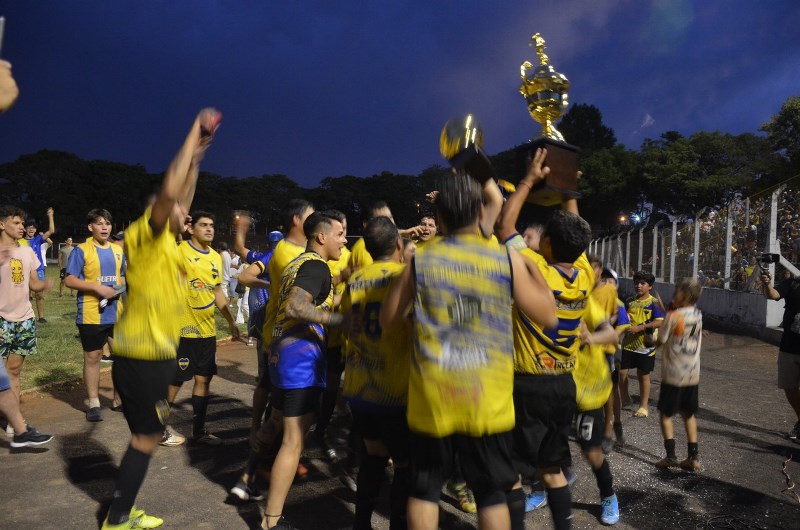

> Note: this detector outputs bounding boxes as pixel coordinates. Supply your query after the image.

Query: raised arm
[238,262,270,290]
[496,148,549,241]
[761,271,782,301]
[380,260,414,331]
[0,60,19,113]
[479,178,503,238]
[151,108,220,232]
[41,208,55,239]
[233,214,252,260]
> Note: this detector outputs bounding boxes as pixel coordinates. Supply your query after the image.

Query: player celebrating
[101,108,220,530]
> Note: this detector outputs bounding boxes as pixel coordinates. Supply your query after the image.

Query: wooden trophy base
[514,138,580,206]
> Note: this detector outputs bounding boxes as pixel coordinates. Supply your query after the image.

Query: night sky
[1,1,798,187]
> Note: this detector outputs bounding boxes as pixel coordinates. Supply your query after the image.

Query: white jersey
[658,306,702,386]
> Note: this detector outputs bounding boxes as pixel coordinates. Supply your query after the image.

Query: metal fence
[589,176,800,292]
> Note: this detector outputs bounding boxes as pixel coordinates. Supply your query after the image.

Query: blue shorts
[36,269,45,281]
[0,361,10,391]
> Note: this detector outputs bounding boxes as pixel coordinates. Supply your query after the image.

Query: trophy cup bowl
[517,33,580,206]
[439,114,495,183]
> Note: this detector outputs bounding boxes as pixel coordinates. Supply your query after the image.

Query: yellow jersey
[341,260,410,410]
[178,241,222,338]
[348,237,373,271]
[327,246,351,350]
[574,296,613,412]
[114,209,187,360]
[410,234,514,437]
[261,238,306,342]
[513,249,595,375]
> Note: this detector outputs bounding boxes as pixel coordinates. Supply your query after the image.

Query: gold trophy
[439,114,495,183]
[518,33,580,205]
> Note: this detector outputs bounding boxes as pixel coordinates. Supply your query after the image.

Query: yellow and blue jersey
[270,252,334,389]
[18,234,46,272]
[341,260,409,411]
[622,294,665,355]
[113,209,187,361]
[178,241,222,338]
[513,247,595,375]
[66,240,125,325]
[410,234,515,437]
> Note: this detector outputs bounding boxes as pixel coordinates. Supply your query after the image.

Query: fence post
[638,227,644,272]
[651,222,660,277]
[693,207,707,279]
[724,201,733,290]
[625,230,631,278]
[670,220,677,283]
[768,187,784,278]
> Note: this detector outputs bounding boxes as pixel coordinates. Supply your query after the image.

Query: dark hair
[435,173,482,232]
[24,219,37,228]
[321,209,346,224]
[303,211,337,241]
[544,210,592,263]
[364,216,399,260]
[420,214,436,225]
[368,201,390,219]
[0,205,26,222]
[217,241,229,251]
[87,208,113,224]
[633,270,656,286]
[282,199,314,230]
[188,210,214,227]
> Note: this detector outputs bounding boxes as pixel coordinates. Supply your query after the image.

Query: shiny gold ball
[439,114,484,160]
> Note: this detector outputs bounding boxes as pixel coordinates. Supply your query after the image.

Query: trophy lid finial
[531,33,549,66]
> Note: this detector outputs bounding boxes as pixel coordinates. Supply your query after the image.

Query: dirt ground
[2,332,800,529]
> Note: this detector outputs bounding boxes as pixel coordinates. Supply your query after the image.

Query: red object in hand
[199,108,222,136]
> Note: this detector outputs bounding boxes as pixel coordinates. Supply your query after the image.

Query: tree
[760,95,800,176]
[557,103,617,154]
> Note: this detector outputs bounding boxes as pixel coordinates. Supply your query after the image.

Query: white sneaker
[159,425,186,447]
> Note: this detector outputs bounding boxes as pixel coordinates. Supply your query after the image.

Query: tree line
[1,96,798,239]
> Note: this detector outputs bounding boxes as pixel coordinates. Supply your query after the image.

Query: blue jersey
[19,235,46,272]
[246,249,273,338]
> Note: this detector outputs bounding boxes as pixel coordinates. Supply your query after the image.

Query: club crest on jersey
[178,357,190,370]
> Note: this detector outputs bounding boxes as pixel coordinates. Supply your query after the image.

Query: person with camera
[761,263,800,443]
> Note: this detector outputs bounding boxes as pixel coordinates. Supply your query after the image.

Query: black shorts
[60,268,67,280]
[352,408,411,464]
[409,431,517,509]
[173,337,217,382]
[511,373,576,475]
[272,386,323,418]
[658,384,699,417]
[112,357,176,435]
[77,324,114,352]
[574,408,605,450]
[325,346,345,374]
[620,349,656,374]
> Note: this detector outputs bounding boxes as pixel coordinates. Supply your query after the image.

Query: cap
[268,231,284,244]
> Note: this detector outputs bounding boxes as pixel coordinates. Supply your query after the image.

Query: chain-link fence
[591,176,800,292]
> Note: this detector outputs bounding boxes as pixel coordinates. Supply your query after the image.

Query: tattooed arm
[285,286,343,326]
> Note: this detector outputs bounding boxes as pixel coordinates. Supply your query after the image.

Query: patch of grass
[20,267,246,390]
